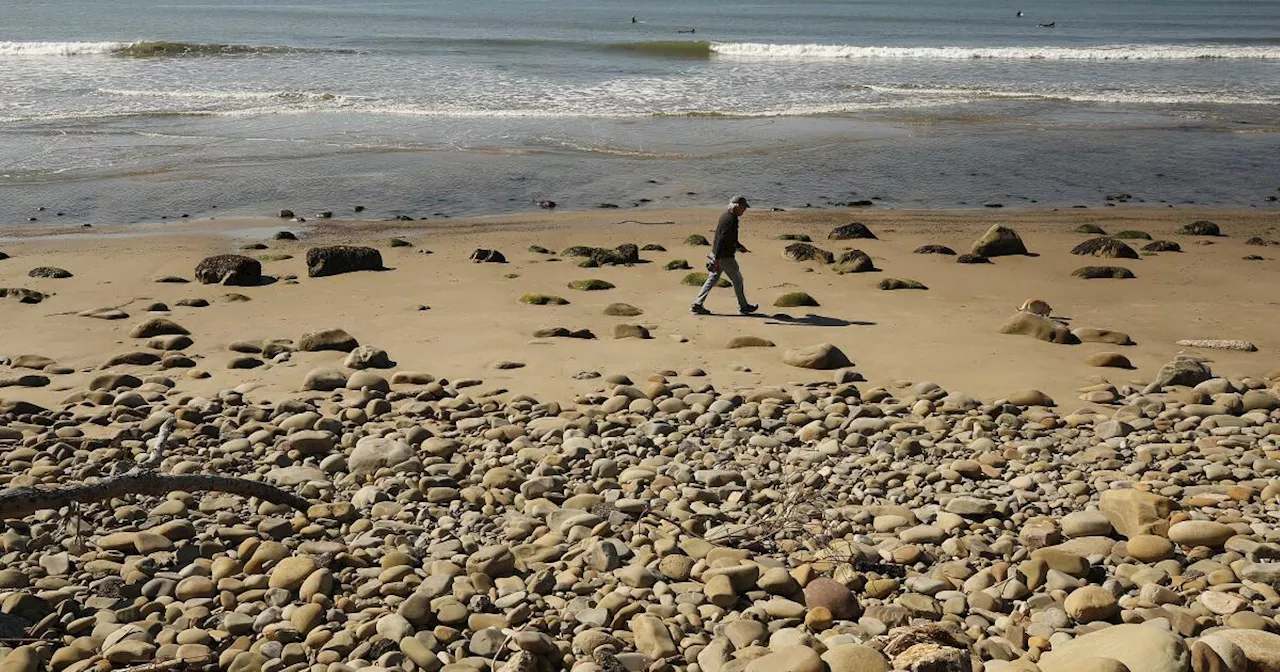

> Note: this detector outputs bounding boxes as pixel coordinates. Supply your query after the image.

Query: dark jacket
[711,209,739,259]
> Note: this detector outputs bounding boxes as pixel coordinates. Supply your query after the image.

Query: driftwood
[0,417,311,521]
[114,656,212,672]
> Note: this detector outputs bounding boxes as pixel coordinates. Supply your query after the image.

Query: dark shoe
[690,304,711,315]
[739,303,758,315]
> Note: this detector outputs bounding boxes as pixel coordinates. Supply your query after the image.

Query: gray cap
[730,195,750,208]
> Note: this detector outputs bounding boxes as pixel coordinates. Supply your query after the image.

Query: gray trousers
[693,256,749,309]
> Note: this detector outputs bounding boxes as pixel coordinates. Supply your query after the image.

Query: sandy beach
[2,207,1277,409]
[3,206,1280,672]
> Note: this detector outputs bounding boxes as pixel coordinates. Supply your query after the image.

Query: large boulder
[299,328,359,353]
[1071,237,1139,259]
[999,312,1077,344]
[1037,624,1189,672]
[783,243,834,264]
[1144,357,1212,393]
[469,249,506,263]
[1072,328,1134,345]
[302,368,347,392]
[833,249,875,273]
[783,343,851,370]
[344,345,393,369]
[1099,489,1173,539]
[970,225,1028,257]
[129,318,189,338]
[195,255,262,286]
[306,246,383,277]
[1193,629,1280,672]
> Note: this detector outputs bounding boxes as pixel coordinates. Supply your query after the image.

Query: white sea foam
[710,42,1280,60]
[865,84,1278,106]
[99,88,350,102]
[0,41,128,56]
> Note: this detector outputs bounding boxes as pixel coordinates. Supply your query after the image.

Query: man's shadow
[732,312,875,327]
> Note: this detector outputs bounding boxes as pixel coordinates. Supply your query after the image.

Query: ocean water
[1,0,1278,225]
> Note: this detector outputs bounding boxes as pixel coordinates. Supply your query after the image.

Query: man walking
[691,195,757,315]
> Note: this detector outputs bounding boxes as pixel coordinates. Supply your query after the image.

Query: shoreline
[1,202,1275,242]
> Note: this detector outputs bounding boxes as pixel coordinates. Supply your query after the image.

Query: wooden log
[0,472,310,520]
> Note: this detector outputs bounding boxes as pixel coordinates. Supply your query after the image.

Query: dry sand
[2,207,1278,409]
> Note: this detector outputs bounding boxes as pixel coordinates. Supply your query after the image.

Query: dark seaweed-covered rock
[1142,240,1181,252]
[611,243,640,265]
[641,243,666,251]
[195,255,262,286]
[778,234,812,242]
[520,294,569,305]
[1113,230,1152,240]
[783,243,834,264]
[0,288,47,304]
[956,254,990,264]
[529,245,552,254]
[306,246,383,277]
[274,231,298,240]
[684,234,710,246]
[833,249,875,273]
[568,279,614,291]
[1075,224,1107,235]
[774,292,819,307]
[1177,220,1221,236]
[664,259,691,271]
[914,245,957,255]
[28,267,72,279]
[604,303,643,317]
[1073,266,1136,279]
[389,238,413,248]
[828,222,877,240]
[879,278,928,290]
[1245,237,1272,247]
[682,272,730,288]
[561,244,639,265]
[470,249,507,263]
[1070,237,1139,259]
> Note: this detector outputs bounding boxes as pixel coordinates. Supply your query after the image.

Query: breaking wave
[709,42,1280,60]
[0,40,347,58]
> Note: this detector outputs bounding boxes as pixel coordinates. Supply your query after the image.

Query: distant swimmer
[1038,21,1055,27]
[1016,10,1023,16]
[631,15,636,23]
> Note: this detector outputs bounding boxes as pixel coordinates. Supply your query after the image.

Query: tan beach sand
[2,207,1278,409]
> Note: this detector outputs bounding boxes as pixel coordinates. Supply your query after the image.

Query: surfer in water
[1016,10,1023,17]
[631,16,636,23]
[677,28,696,34]
[1038,21,1055,28]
